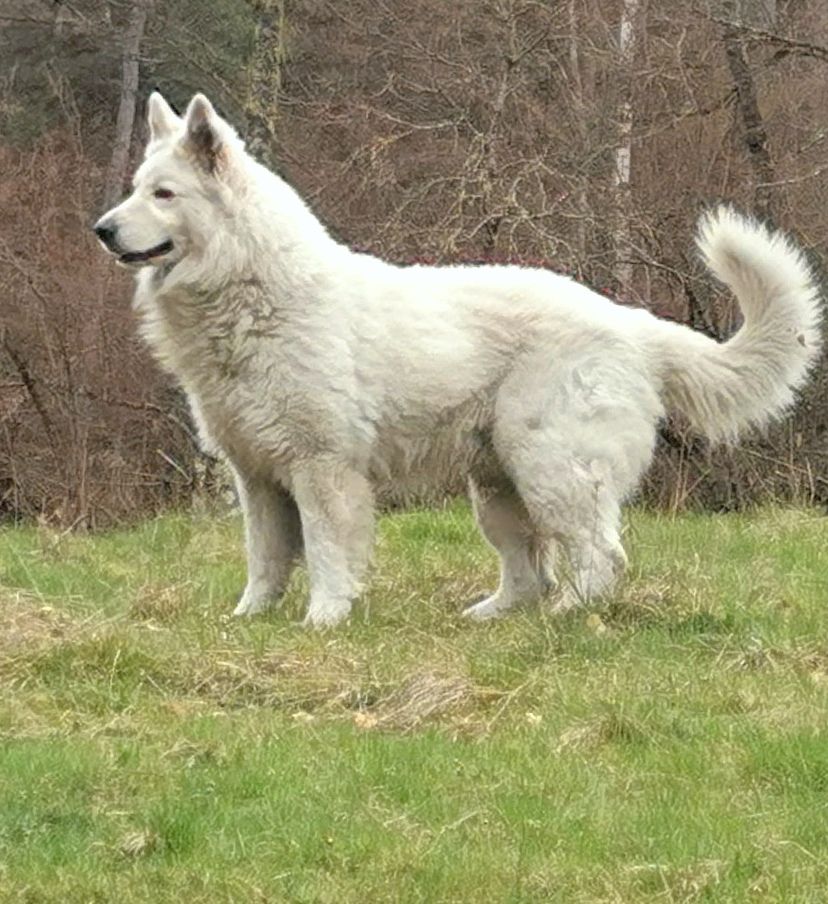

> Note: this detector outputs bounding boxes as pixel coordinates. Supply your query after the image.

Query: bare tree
[720,0,777,219]
[245,0,288,169]
[564,0,590,268]
[612,0,642,297]
[103,0,154,208]
[2,0,828,521]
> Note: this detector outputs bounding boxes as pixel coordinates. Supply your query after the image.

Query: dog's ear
[183,94,227,175]
[147,92,180,143]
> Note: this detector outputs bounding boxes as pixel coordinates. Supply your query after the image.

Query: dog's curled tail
[658,207,822,442]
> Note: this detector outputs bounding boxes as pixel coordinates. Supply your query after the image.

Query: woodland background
[0,0,826,528]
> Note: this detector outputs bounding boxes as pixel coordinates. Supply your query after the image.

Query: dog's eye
[153,188,175,200]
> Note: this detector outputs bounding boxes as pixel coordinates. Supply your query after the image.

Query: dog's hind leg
[233,473,304,616]
[462,479,552,620]
[552,494,627,613]
[493,351,658,613]
[511,459,628,613]
[292,464,375,628]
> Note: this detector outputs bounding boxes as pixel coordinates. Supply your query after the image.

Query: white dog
[94,92,821,627]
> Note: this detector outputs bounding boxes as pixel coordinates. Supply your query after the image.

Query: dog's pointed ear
[183,94,226,174]
[147,92,180,142]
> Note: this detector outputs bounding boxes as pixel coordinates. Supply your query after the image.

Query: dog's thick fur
[94,93,822,626]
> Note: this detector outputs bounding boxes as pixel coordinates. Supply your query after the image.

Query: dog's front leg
[233,473,303,616]
[292,464,375,628]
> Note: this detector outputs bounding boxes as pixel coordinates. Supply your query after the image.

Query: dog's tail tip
[661,208,822,442]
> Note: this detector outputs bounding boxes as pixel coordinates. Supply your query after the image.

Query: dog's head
[93,93,243,269]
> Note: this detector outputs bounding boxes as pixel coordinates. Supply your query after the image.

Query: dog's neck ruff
[153,260,178,285]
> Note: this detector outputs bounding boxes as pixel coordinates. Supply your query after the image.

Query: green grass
[1,503,828,902]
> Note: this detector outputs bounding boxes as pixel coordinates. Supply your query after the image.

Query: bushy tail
[658,207,822,442]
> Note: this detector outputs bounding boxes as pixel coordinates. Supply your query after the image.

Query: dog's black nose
[94,222,117,249]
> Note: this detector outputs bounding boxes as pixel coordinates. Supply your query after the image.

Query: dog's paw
[233,586,278,617]
[546,586,583,615]
[302,600,352,629]
[461,595,509,621]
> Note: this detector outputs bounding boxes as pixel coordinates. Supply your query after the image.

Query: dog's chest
[136,281,324,470]
[137,280,263,377]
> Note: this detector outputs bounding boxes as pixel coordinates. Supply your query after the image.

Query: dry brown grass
[185,646,370,712]
[0,592,80,655]
[128,581,197,623]
[364,669,490,733]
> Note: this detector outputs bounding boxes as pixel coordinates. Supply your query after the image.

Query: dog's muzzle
[94,222,118,250]
[117,239,175,265]
[93,219,174,266]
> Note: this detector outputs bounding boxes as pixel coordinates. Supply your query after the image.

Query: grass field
[1,503,828,903]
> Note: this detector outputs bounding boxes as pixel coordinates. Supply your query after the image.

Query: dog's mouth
[118,239,175,266]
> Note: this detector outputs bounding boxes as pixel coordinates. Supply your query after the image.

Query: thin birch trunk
[567,0,589,271]
[612,0,641,298]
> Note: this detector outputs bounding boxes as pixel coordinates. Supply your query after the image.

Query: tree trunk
[721,15,777,220]
[567,0,589,272]
[246,0,288,169]
[612,0,641,299]
[103,0,153,209]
